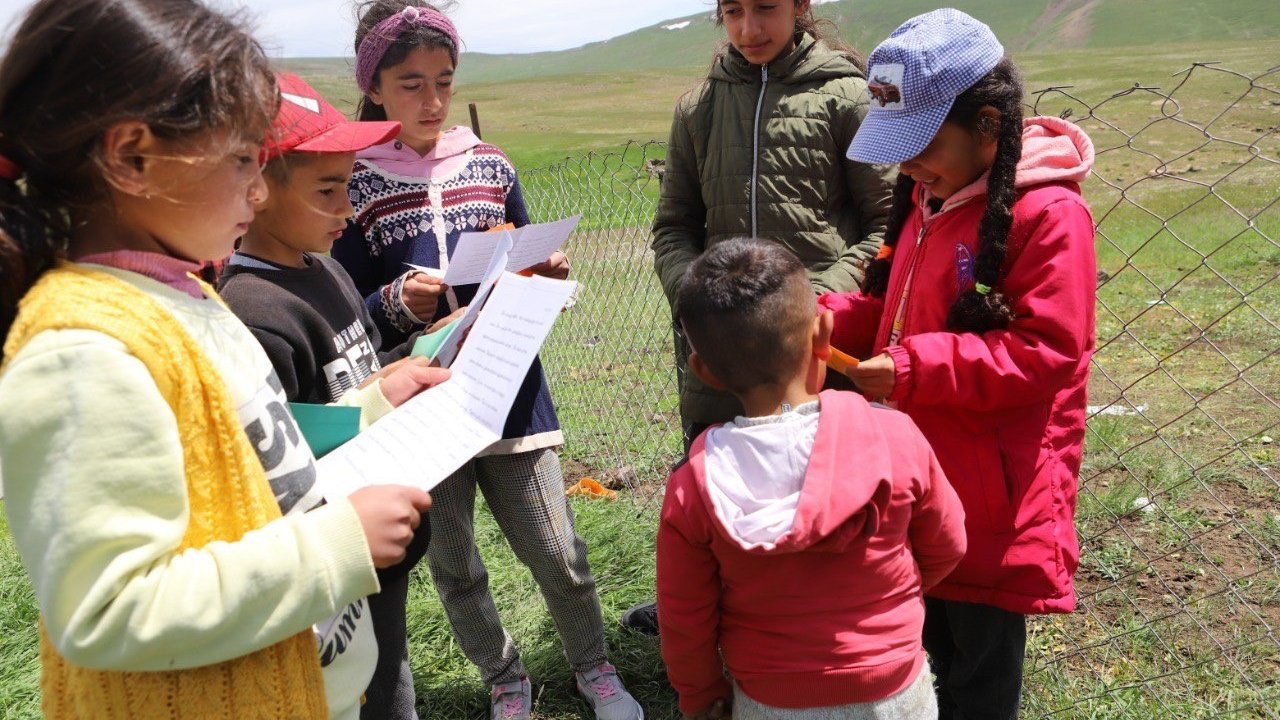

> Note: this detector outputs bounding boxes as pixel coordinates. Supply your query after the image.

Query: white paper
[316,273,578,498]
[441,215,581,286]
[432,233,513,368]
[404,263,446,280]
[449,273,578,431]
[503,215,581,276]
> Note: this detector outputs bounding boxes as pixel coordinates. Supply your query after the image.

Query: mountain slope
[449,0,1280,84]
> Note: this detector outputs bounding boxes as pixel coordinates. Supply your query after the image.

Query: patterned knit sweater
[333,128,562,454]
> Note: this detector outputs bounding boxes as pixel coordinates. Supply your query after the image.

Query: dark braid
[946,57,1023,332]
[861,173,915,297]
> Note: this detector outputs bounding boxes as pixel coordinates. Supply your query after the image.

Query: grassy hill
[288,36,1280,170]
[288,0,1280,87]
[285,0,1280,86]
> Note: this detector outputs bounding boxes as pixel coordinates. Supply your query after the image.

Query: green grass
[3,38,1280,720]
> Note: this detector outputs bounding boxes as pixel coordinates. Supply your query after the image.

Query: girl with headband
[332,4,644,720]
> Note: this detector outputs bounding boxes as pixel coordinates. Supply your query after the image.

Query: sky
[0,0,716,58]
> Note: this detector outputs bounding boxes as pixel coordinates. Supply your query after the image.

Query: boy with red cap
[219,72,440,720]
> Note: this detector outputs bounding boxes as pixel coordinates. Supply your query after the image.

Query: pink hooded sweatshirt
[657,390,966,714]
[356,124,483,179]
[818,116,1097,614]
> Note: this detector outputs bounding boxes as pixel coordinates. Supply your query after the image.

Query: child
[632,0,898,639]
[651,0,896,444]
[332,3,642,719]
[819,9,1097,719]
[218,72,442,720]
[0,2,441,718]
[657,238,967,720]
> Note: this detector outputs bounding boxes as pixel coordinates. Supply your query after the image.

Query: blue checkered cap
[848,8,1005,165]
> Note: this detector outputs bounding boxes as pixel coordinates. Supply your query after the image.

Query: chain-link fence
[523,61,1280,717]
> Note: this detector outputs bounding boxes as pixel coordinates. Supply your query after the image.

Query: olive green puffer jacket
[652,32,896,426]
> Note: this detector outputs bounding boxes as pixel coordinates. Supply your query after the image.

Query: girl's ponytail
[0,161,60,351]
[945,58,1024,333]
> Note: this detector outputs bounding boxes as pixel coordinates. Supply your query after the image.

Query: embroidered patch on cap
[867,64,906,110]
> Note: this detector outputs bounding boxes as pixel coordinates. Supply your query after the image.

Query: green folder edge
[288,402,360,459]
[411,318,460,360]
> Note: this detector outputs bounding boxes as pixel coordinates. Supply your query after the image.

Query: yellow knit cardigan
[3,264,328,719]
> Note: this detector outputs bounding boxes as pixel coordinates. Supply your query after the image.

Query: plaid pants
[425,447,608,684]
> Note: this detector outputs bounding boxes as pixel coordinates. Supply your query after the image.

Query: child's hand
[846,351,896,398]
[402,271,449,319]
[683,697,732,720]
[427,306,467,333]
[526,251,570,280]
[348,485,432,568]
[380,357,451,407]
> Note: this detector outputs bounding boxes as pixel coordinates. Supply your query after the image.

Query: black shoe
[620,601,659,636]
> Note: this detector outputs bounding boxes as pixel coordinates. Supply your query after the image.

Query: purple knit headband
[355,5,460,94]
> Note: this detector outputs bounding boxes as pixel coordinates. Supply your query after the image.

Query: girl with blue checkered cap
[818,9,1098,719]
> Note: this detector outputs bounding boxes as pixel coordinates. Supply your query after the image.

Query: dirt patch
[1074,477,1280,657]
[561,457,603,485]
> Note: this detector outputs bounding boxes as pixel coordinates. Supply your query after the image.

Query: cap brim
[292,120,402,155]
[846,101,953,165]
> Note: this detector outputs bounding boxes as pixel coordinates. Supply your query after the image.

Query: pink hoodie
[818,116,1097,615]
[657,390,966,714]
[356,125,483,180]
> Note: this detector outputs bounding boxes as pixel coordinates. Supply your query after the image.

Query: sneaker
[490,677,532,720]
[576,663,644,720]
[619,601,659,636]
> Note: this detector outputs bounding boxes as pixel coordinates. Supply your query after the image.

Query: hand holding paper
[316,272,578,499]
[442,215,581,286]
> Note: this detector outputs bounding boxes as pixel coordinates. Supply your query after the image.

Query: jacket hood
[695,391,893,554]
[356,125,483,174]
[936,116,1095,210]
[710,32,865,86]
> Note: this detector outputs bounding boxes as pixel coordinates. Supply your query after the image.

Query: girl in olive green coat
[651,0,895,440]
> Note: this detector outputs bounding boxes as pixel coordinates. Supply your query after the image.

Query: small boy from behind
[219,73,433,720]
[657,239,967,720]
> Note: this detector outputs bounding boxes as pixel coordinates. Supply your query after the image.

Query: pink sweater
[657,390,966,713]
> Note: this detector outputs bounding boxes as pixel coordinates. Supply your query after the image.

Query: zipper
[427,180,459,312]
[750,64,769,238]
[880,212,929,350]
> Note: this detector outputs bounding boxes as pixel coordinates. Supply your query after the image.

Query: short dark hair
[677,239,815,395]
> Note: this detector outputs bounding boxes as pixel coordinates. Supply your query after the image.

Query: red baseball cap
[261,72,401,163]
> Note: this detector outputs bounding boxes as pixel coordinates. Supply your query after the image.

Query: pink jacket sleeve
[656,477,731,716]
[908,440,968,590]
[818,291,885,360]
[890,197,1095,411]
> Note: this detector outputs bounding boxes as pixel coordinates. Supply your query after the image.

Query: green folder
[411,319,460,360]
[288,402,360,459]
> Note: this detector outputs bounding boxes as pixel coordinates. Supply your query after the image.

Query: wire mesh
[522,62,1280,717]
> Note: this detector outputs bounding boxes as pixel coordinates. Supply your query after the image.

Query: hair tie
[974,282,993,296]
[356,5,460,94]
[0,153,21,182]
[875,244,894,261]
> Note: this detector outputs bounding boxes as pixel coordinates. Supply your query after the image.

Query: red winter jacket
[818,117,1097,614]
[657,390,966,714]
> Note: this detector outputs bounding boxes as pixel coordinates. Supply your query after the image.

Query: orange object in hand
[826,347,860,377]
